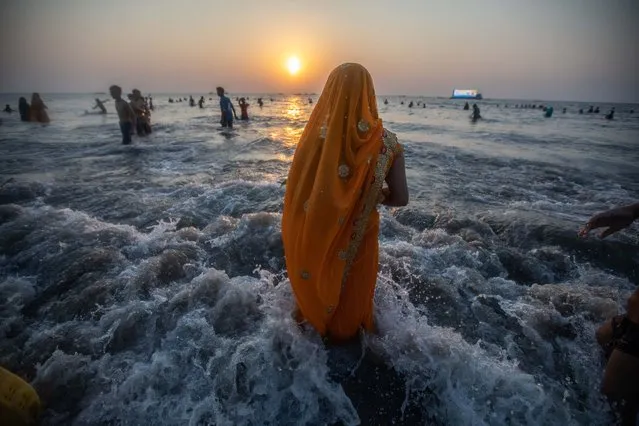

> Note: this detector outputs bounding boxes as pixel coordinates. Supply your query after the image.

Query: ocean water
[0,93,638,426]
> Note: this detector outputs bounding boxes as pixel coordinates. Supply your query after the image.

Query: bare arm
[382,153,409,207]
[596,319,614,348]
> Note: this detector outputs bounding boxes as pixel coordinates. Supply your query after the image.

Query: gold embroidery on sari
[340,129,399,287]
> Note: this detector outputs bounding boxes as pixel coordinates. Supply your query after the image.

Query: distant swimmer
[217,86,237,129]
[257,98,264,107]
[3,104,13,113]
[422,103,426,108]
[579,108,583,114]
[588,106,594,113]
[595,107,600,113]
[189,96,195,107]
[93,98,108,114]
[544,106,554,118]
[18,97,30,121]
[562,108,567,114]
[239,97,249,120]
[384,99,388,105]
[149,96,154,111]
[29,93,50,123]
[168,97,174,103]
[110,85,135,145]
[471,103,481,121]
[308,97,313,104]
[400,101,404,105]
[463,102,469,110]
[605,107,615,120]
[198,96,205,109]
[631,109,634,114]
[408,101,413,108]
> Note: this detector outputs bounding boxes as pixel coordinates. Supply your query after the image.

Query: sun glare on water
[286,56,301,75]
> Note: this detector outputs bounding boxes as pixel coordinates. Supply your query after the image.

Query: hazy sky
[1,0,637,102]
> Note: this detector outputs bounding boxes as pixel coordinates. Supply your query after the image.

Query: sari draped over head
[282,63,402,340]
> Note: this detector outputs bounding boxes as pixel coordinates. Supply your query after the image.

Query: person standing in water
[198,96,205,109]
[130,89,152,136]
[29,93,50,123]
[18,97,30,122]
[93,98,108,114]
[282,63,408,342]
[238,97,249,120]
[148,96,154,111]
[189,96,195,107]
[110,85,135,145]
[463,101,469,110]
[471,104,481,121]
[605,108,615,120]
[217,87,237,128]
[3,104,14,113]
[257,98,264,108]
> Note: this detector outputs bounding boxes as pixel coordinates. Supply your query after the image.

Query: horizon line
[0,92,636,105]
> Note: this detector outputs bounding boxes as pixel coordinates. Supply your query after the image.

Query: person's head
[31,93,41,103]
[19,97,27,106]
[109,85,122,99]
[132,89,141,99]
[216,87,225,97]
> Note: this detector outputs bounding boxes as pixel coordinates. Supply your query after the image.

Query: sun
[286,56,301,75]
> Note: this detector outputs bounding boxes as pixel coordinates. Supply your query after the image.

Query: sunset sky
[1,0,637,102]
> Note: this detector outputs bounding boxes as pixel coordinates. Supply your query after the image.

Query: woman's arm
[382,153,408,207]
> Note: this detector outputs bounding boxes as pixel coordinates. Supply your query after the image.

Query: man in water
[217,86,237,129]
[189,96,195,107]
[198,96,205,109]
[408,101,414,108]
[257,98,264,108]
[130,90,152,136]
[605,108,615,120]
[109,85,135,145]
[471,104,481,121]
[3,104,13,113]
[384,99,388,105]
[588,106,594,113]
[463,102,469,110]
[93,98,108,114]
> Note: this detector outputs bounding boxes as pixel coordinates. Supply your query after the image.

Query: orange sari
[282,63,402,341]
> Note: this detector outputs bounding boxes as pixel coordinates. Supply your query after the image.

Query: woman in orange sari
[282,63,408,341]
[29,93,50,123]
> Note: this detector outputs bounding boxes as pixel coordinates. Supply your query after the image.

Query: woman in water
[282,63,408,342]
[29,93,49,123]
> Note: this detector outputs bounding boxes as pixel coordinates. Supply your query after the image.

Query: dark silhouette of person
[93,98,108,114]
[605,108,615,120]
[384,99,388,105]
[169,97,174,103]
[257,98,264,108]
[408,101,413,108]
[400,101,404,105]
[588,106,594,113]
[595,107,600,113]
[239,97,249,120]
[198,96,205,108]
[149,96,154,111]
[463,102,469,110]
[471,104,481,121]
[308,97,313,104]
[562,108,566,114]
[3,104,13,113]
[189,96,195,107]
[579,109,583,114]
[18,97,30,121]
